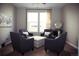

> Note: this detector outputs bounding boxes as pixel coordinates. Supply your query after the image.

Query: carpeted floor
[0,43,78,56]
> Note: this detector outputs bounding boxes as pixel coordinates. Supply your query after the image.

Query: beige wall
[16,7,26,32]
[51,7,62,29]
[63,4,79,48]
[78,6,79,55]
[0,4,15,48]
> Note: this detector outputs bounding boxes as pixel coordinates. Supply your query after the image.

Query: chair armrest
[19,37,34,52]
[20,37,34,47]
[21,37,34,41]
[55,36,60,40]
[41,33,44,36]
[28,32,33,36]
[20,33,27,38]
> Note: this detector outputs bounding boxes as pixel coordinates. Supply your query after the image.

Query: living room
[0,3,79,56]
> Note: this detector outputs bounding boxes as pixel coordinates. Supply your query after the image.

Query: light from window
[27,11,51,33]
[27,12,38,32]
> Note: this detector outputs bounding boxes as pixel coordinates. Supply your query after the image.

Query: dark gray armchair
[10,32,34,55]
[44,32,67,55]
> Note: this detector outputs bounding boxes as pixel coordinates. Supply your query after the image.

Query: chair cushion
[23,32,29,36]
[53,30,58,36]
[55,36,60,39]
[44,32,50,36]
[50,34,54,38]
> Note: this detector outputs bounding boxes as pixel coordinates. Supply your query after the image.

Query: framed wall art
[0,14,13,28]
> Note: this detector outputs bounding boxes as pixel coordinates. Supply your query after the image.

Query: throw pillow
[58,30,61,36]
[44,32,50,36]
[23,32,29,36]
[55,36,60,39]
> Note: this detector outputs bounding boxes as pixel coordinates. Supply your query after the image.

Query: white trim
[66,41,78,49]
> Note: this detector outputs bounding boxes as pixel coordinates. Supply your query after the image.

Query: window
[27,10,51,33]
[27,12,38,32]
[40,12,51,32]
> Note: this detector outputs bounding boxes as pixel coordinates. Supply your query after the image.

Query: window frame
[26,10,51,35]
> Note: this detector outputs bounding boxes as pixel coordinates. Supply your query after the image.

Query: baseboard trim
[66,41,78,49]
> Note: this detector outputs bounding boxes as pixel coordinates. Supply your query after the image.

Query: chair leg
[45,48,47,53]
[21,53,24,56]
[57,52,60,56]
[32,48,34,51]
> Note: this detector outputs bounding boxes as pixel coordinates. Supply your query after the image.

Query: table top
[28,36,46,40]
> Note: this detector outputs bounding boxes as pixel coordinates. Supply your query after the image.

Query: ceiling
[13,3,67,9]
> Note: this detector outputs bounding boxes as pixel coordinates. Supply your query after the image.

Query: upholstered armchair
[10,32,34,55]
[44,32,67,55]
